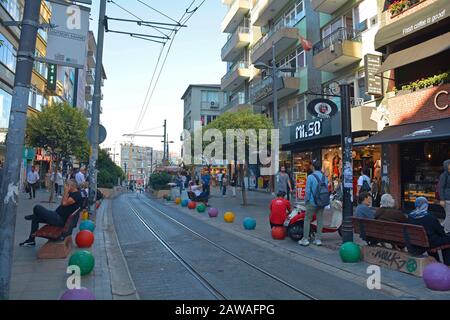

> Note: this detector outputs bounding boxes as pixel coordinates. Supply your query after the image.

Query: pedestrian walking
[26,166,39,199]
[357,166,371,197]
[230,173,237,197]
[54,169,64,198]
[277,166,292,200]
[222,175,228,197]
[201,171,211,196]
[75,167,86,187]
[439,159,450,234]
[216,170,223,192]
[299,160,329,247]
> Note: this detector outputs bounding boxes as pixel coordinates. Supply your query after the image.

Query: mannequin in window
[332,154,341,179]
[322,154,332,179]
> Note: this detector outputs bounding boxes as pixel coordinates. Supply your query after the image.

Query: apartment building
[77,31,107,119]
[355,0,450,214]
[120,143,154,186]
[181,84,226,132]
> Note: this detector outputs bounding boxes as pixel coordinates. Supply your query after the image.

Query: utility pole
[88,0,107,214]
[0,0,42,300]
[163,119,167,162]
[340,84,354,243]
[272,43,279,196]
[72,68,79,108]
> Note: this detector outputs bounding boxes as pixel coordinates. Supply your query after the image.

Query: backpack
[360,177,371,193]
[312,173,330,208]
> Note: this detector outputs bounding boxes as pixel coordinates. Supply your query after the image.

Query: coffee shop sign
[402,8,446,36]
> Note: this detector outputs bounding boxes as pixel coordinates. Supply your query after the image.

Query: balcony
[87,50,95,68]
[223,92,252,113]
[221,0,250,33]
[221,61,252,91]
[86,70,95,85]
[85,86,93,101]
[382,0,430,26]
[313,28,362,73]
[251,0,291,26]
[221,27,251,62]
[250,70,300,105]
[312,0,349,14]
[251,21,300,63]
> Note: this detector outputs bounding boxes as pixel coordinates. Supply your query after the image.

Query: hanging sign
[46,2,90,69]
[307,98,338,119]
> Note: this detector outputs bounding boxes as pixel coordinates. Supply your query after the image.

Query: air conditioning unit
[330,43,335,53]
[210,101,219,108]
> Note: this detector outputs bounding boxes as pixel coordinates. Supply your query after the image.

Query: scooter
[284,194,343,241]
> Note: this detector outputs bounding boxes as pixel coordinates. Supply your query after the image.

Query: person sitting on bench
[188,181,208,204]
[408,197,450,265]
[19,179,82,247]
[375,194,407,223]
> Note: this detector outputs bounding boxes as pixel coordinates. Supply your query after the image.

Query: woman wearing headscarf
[375,194,407,223]
[408,197,450,265]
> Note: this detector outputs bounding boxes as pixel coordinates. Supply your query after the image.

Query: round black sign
[307,98,338,119]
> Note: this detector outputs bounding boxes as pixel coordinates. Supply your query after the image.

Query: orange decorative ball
[175,198,181,205]
[271,226,286,240]
[76,230,95,248]
[188,201,197,209]
[223,212,235,223]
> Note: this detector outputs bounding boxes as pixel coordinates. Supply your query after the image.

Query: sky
[89,0,227,153]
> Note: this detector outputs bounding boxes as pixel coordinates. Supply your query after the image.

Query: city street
[113,192,392,300]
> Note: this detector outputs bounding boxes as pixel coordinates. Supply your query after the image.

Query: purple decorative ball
[208,207,219,218]
[423,263,450,291]
[60,287,96,300]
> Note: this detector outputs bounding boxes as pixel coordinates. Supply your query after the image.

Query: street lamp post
[254,43,296,195]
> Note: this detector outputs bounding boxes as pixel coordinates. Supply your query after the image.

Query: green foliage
[26,102,89,160]
[149,172,171,190]
[399,71,449,93]
[97,148,125,188]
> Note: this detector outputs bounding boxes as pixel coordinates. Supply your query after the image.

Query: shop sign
[434,90,449,111]
[307,98,338,119]
[364,54,383,96]
[295,172,307,201]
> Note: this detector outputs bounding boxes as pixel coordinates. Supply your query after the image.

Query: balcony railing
[250,68,302,101]
[251,16,303,53]
[223,61,249,79]
[222,26,250,54]
[313,27,360,55]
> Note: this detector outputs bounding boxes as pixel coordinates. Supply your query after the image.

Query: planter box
[150,189,171,198]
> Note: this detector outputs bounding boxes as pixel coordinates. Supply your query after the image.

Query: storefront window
[292,151,312,175]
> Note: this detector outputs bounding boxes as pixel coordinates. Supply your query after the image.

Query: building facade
[120,143,154,187]
[355,0,450,214]
[181,84,226,132]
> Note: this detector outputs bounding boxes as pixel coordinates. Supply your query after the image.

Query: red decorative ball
[188,201,197,209]
[271,226,286,240]
[75,230,95,248]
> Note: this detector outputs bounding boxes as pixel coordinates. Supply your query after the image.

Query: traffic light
[47,63,57,91]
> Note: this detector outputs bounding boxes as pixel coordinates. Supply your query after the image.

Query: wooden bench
[352,217,450,277]
[33,208,81,259]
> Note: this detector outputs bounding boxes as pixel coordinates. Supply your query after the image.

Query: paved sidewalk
[161,188,450,300]
[9,189,133,300]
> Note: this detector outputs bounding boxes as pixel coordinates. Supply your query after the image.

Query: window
[277,46,305,71]
[0,34,17,72]
[201,90,219,104]
[1,0,23,21]
[33,50,47,77]
[284,0,304,27]
[0,88,12,130]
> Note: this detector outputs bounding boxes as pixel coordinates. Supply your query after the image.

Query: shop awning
[354,118,450,146]
[377,32,450,74]
[374,0,450,51]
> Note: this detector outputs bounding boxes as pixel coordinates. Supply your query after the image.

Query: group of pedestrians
[269,159,450,265]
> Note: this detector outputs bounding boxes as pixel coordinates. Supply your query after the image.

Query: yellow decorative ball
[81,211,89,221]
[224,212,235,223]
[175,198,181,205]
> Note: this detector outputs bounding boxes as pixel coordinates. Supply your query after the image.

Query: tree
[26,102,90,202]
[97,148,125,188]
[201,110,274,206]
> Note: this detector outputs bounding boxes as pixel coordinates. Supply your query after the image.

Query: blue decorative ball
[181,199,189,207]
[243,217,256,230]
[79,220,95,232]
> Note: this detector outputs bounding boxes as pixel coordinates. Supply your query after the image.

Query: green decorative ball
[166,195,172,201]
[197,203,206,213]
[69,250,95,276]
[339,242,361,263]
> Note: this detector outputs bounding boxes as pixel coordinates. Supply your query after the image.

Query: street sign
[88,124,107,144]
[307,98,338,119]
[364,54,383,96]
[46,2,90,69]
